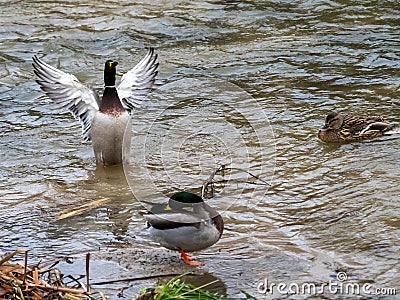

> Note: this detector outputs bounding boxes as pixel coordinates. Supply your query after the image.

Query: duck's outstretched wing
[32,55,100,141]
[117,48,159,114]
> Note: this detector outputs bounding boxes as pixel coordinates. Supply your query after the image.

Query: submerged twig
[23,250,28,285]
[86,253,90,293]
[201,165,271,199]
[202,165,226,198]
[57,198,110,220]
[91,273,182,285]
[64,274,86,287]
[0,249,27,266]
[223,167,271,186]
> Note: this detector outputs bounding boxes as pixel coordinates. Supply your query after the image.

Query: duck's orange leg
[179,250,202,266]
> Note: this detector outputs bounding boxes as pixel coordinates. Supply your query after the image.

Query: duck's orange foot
[179,250,202,266]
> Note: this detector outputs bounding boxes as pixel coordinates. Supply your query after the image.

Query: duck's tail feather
[359,122,397,135]
[384,124,400,135]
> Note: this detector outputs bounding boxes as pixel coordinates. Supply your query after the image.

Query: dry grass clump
[0,250,105,300]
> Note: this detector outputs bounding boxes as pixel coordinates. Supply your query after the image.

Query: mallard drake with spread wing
[32,48,158,166]
[318,111,397,143]
[143,192,224,266]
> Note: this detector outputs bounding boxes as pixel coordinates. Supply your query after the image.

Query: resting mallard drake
[318,111,397,143]
[143,192,224,266]
[32,48,158,166]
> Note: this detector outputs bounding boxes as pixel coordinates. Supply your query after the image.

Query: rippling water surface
[0,1,399,299]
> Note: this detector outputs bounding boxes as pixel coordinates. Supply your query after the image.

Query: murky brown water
[1,1,399,299]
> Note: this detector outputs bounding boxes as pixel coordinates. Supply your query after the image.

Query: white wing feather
[32,55,100,141]
[117,48,159,114]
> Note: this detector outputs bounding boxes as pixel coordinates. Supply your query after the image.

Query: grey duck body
[143,192,224,265]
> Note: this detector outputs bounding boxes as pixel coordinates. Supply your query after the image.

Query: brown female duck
[318,111,397,143]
